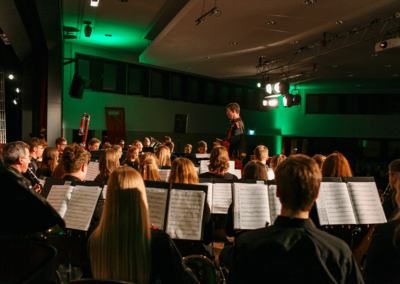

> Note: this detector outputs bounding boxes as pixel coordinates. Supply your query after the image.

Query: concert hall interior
[1,0,400,283]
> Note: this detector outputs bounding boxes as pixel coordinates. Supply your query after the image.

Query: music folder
[145,181,170,231]
[40,177,70,198]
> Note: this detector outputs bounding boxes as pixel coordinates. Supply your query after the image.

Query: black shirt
[5,165,32,190]
[229,216,364,284]
[198,172,238,180]
[36,167,53,178]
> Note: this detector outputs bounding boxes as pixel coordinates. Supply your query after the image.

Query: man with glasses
[55,137,68,153]
[383,159,400,220]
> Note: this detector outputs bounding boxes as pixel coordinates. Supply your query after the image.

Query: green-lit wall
[63,43,282,155]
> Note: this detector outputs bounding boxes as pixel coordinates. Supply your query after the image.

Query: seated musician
[321,152,353,177]
[2,141,41,193]
[118,139,125,150]
[312,154,326,170]
[27,137,48,173]
[122,145,140,170]
[228,155,364,284]
[198,146,238,180]
[382,159,400,221]
[36,147,58,178]
[156,145,172,169]
[165,141,177,162]
[143,137,150,147]
[197,141,207,154]
[270,154,286,172]
[55,137,67,154]
[101,142,112,149]
[88,138,101,151]
[161,136,172,146]
[139,152,163,182]
[88,167,197,283]
[111,144,123,159]
[94,149,119,182]
[133,140,144,153]
[363,180,400,284]
[52,162,66,179]
[184,144,192,154]
[253,145,269,166]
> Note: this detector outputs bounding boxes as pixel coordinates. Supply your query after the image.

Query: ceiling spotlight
[16,88,20,93]
[335,20,345,25]
[13,99,18,105]
[284,93,301,108]
[291,41,299,44]
[257,83,261,88]
[267,21,276,25]
[266,84,272,94]
[8,74,14,80]
[263,100,267,106]
[84,21,92,37]
[279,82,290,94]
[230,42,238,45]
[264,97,279,108]
[268,99,279,107]
[274,82,280,93]
[304,0,317,4]
[105,34,112,37]
[90,0,99,7]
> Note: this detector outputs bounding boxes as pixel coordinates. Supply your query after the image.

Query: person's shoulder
[308,226,353,254]
[235,226,274,245]
[224,172,238,179]
[198,172,212,178]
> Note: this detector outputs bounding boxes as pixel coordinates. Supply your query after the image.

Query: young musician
[101,142,112,149]
[118,140,125,150]
[184,144,192,154]
[88,138,101,151]
[2,141,41,193]
[197,141,207,154]
[133,140,144,153]
[161,136,172,145]
[254,145,269,165]
[312,154,326,170]
[94,149,119,182]
[143,137,150,147]
[122,145,140,170]
[228,155,364,284]
[88,167,197,283]
[382,159,400,221]
[139,152,163,182]
[61,145,91,182]
[165,142,177,162]
[198,146,238,180]
[111,145,123,159]
[271,154,286,172]
[27,137,48,173]
[321,152,353,177]
[36,147,58,178]
[55,137,67,153]
[156,145,172,169]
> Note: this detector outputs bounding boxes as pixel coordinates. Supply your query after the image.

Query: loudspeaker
[174,114,189,134]
[69,74,85,99]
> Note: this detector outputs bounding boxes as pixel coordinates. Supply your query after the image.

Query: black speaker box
[69,74,85,99]
[174,114,189,134]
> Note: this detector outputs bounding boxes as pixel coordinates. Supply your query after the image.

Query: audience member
[88,167,197,283]
[27,137,48,173]
[88,138,101,151]
[228,155,364,284]
[156,145,172,168]
[312,154,326,170]
[101,142,112,149]
[363,177,400,284]
[198,146,238,179]
[197,141,207,154]
[143,137,150,147]
[94,149,119,182]
[139,152,163,182]
[382,159,400,221]
[185,144,192,153]
[123,145,140,170]
[271,154,286,172]
[2,141,41,193]
[55,137,67,153]
[321,152,353,177]
[36,147,58,178]
[111,144,123,159]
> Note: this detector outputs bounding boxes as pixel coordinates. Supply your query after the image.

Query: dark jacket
[226,117,246,158]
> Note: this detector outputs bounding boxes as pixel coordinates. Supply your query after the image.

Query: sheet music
[158,169,171,181]
[316,183,356,225]
[146,187,169,230]
[63,186,102,231]
[234,169,242,179]
[102,185,107,199]
[267,168,275,180]
[347,182,387,224]
[85,161,100,181]
[196,153,211,159]
[199,182,213,210]
[166,189,205,240]
[46,185,75,217]
[268,185,281,225]
[195,167,200,175]
[212,183,232,214]
[233,183,270,230]
[226,161,236,175]
[199,160,210,174]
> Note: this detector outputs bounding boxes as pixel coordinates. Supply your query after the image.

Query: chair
[69,279,136,284]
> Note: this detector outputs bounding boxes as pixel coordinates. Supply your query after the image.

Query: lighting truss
[256,15,400,75]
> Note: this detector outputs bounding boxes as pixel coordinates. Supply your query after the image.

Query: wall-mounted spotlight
[8,74,14,80]
[91,0,99,7]
[283,93,301,108]
[266,84,272,94]
[16,87,20,93]
[13,98,19,105]
[84,21,92,37]
[274,82,280,93]
[257,83,261,88]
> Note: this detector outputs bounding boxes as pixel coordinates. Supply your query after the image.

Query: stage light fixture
[84,21,92,37]
[263,100,267,106]
[266,84,272,94]
[264,96,279,108]
[274,82,280,93]
[91,0,99,7]
[257,83,261,88]
[268,99,279,107]
[8,74,14,80]
[283,93,302,108]
[380,41,388,49]
[13,99,18,105]
[279,81,290,94]
[16,88,20,93]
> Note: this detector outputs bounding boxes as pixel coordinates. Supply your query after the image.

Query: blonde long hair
[89,167,151,283]
[95,149,119,182]
[169,158,199,184]
[156,145,171,167]
[139,152,163,182]
[39,147,58,171]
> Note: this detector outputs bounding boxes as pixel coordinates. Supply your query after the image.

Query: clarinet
[27,167,43,189]
[381,182,391,204]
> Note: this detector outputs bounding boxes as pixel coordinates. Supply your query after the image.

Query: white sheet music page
[212,183,232,214]
[146,187,169,230]
[317,183,357,225]
[268,185,281,225]
[315,184,329,226]
[166,189,205,240]
[46,185,74,217]
[85,161,100,181]
[267,168,275,181]
[196,153,211,159]
[233,183,270,230]
[63,186,101,231]
[227,161,236,176]
[199,182,213,210]
[234,169,242,179]
[199,160,210,174]
[158,169,171,181]
[347,182,387,224]
[102,185,107,199]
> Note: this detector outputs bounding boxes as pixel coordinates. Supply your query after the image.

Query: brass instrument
[78,113,90,148]
[183,255,220,284]
[150,136,161,151]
